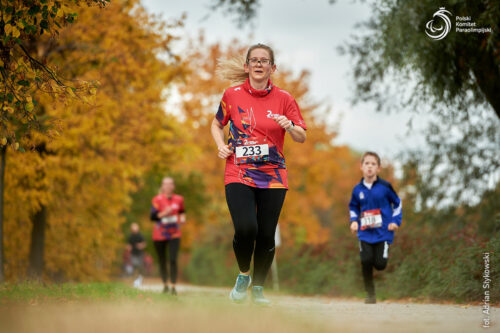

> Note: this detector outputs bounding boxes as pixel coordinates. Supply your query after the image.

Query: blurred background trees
[0,0,110,282]
[2,0,184,281]
[1,0,498,303]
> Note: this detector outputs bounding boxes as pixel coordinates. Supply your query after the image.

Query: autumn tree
[0,0,110,283]
[0,0,108,145]
[339,0,500,205]
[2,0,184,281]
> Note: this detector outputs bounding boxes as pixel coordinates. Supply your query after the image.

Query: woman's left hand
[274,115,293,131]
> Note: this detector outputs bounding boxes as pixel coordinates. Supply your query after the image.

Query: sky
[140,0,427,161]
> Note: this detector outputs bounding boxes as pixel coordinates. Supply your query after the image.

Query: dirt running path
[0,283,496,333]
[142,283,498,333]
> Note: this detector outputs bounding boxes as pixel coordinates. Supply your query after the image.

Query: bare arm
[274,116,306,143]
[211,118,232,159]
[157,206,173,218]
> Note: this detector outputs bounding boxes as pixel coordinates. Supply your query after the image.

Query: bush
[183,223,497,303]
[183,223,238,286]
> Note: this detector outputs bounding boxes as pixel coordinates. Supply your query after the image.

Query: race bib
[360,209,382,230]
[161,216,178,224]
[234,137,269,164]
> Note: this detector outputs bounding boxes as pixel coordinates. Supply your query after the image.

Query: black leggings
[225,183,287,286]
[154,238,180,284]
[359,240,389,295]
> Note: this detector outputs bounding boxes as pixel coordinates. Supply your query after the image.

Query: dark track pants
[225,183,287,286]
[360,240,389,296]
[154,238,180,284]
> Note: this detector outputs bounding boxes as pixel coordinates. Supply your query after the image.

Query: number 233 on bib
[234,137,270,165]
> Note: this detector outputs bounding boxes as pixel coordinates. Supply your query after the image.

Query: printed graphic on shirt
[227,105,286,188]
[216,79,306,189]
[151,194,184,241]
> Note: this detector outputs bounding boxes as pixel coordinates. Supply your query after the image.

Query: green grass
[0,281,168,304]
[0,282,331,333]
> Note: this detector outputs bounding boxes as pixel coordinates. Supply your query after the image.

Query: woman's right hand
[217,144,233,159]
[158,206,172,218]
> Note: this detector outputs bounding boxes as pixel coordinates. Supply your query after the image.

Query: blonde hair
[216,53,247,84]
[216,43,276,85]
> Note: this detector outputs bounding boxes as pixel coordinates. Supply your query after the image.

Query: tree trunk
[0,146,6,283]
[471,50,500,119]
[27,205,47,280]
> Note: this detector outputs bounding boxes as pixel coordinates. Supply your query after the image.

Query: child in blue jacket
[349,152,402,304]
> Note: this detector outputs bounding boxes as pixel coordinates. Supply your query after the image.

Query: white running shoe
[133,275,143,288]
[251,286,271,306]
[229,274,251,303]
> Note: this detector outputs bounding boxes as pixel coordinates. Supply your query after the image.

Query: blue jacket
[349,177,402,244]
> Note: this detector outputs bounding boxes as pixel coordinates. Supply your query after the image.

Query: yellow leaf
[0,58,4,67]
[14,142,19,150]
[26,71,36,79]
[66,87,76,97]
[25,102,34,112]
[1,138,7,146]
[12,27,20,38]
[4,24,12,35]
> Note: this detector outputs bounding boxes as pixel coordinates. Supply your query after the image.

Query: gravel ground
[144,283,498,333]
[0,282,496,333]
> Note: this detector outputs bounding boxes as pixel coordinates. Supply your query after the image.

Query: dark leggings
[359,240,389,296]
[154,238,180,284]
[225,183,287,286]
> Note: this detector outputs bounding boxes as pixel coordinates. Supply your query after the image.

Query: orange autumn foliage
[3,0,184,281]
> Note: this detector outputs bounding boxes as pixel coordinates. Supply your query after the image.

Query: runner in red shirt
[211,43,307,305]
[150,177,186,295]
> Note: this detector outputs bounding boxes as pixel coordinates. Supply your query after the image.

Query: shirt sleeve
[150,198,160,221]
[284,95,307,130]
[348,189,360,223]
[179,197,185,214]
[215,90,230,127]
[387,185,402,226]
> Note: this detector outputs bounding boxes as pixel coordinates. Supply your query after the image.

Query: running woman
[150,177,186,295]
[211,43,307,305]
[349,152,402,304]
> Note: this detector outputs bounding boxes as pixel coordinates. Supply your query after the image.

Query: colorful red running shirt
[151,194,185,241]
[215,78,306,189]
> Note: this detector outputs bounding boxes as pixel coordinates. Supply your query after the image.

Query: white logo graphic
[359,192,365,200]
[243,139,258,145]
[266,110,279,118]
[425,7,452,40]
